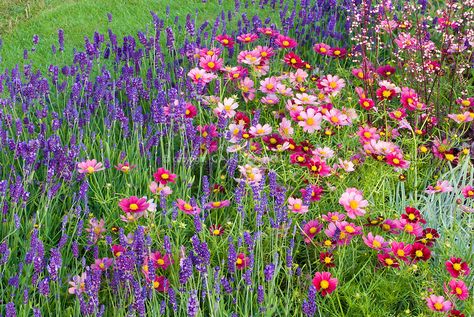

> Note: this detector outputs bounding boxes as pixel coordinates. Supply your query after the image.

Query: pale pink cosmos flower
[319,75,345,94]
[228,123,245,143]
[324,108,349,126]
[322,212,346,222]
[149,181,172,196]
[275,84,293,96]
[237,50,261,65]
[425,295,452,312]
[77,159,104,174]
[68,272,87,295]
[85,218,106,243]
[214,97,238,118]
[260,76,279,94]
[294,93,318,105]
[261,94,279,105]
[91,258,113,271]
[394,32,418,50]
[447,112,474,124]
[362,232,388,250]
[278,118,294,138]
[298,108,322,133]
[313,147,335,159]
[425,180,453,194]
[238,164,263,185]
[188,68,216,84]
[176,199,201,215]
[289,69,308,85]
[338,159,355,172]
[239,77,256,101]
[339,188,368,219]
[288,197,308,214]
[249,124,272,137]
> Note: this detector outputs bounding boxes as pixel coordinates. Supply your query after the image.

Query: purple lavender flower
[187,290,199,317]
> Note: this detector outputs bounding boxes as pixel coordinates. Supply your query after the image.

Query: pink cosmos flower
[312,272,338,296]
[446,257,470,278]
[261,94,279,105]
[238,164,263,185]
[275,34,297,48]
[462,185,474,198]
[150,252,173,270]
[288,197,308,214]
[239,77,256,101]
[398,219,423,236]
[214,97,238,118]
[425,180,453,194]
[386,153,410,170]
[68,272,87,295]
[199,54,223,72]
[339,188,368,219]
[77,159,104,174]
[377,253,399,268]
[448,112,474,124]
[119,196,150,213]
[362,232,388,250]
[215,34,234,48]
[447,279,469,300]
[257,27,278,37]
[236,33,258,43]
[298,108,322,133]
[237,50,262,65]
[322,212,345,223]
[204,200,230,209]
[260,76,279,94]
[302,220,322,243]
[91,258,113,271]
[313,43,331,55]
[114,162,136,173]
[394,32,418,50]
[426,295,452,312]
[254,45,275,60]
[357,126,379,143]
[290,69,309,85]
[278,118,294,138]
[249,124,272,137]
[176,199,201,215]
[319,75,345,94]
[85,218,106,243]
[324,108,349,126]
[188,68,216,84]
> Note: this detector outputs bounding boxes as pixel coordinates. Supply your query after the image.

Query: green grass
[0,0,284,70]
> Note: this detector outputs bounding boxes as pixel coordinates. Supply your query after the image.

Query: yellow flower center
[86,166,95,174]
[349,200,359,210]
[184,203,192,211]
[320,47,327,53]
[426,233,433,239]
[324,240,332,246]
[453,263,461,271]
[157,259,165,265]
[397,250,405,257]
[385,258,394,265]
[99,263,105,269]
[392,158,400,164]
[261,52,268,57]
[245,36,251,41]
[161,173,169,180]
[357,71,364,78]
[455,287,462,295]
[415,250,423,257]
[282,40,289,46]
[461,100,470,106]
[320,280,329,289]
[222,39,229,44]
[153,281,160,288]
[329,81,337,89]
[143,265,149,272]
[293,203,301,210]
[266,83,274,90]
[408,214,415,220]
[213,229,221,235]
[309,227,317,234]
[434,303,443,311]
[334,50,340,55]
[324,257,332,264]
[212,202,221,207]
[363,131,371,138]
[372,240,381,248]
[306,118,315,126]
[382,90,391,98]
[405,224,413,232]
[345,225,355,234]
[207,62,215,68]
[129,203,139,211]
[236,258,243,265]
[331,116,339,123]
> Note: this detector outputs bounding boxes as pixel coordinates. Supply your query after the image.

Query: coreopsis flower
[77,159,104,174]
[236,253,249,270]
[149,181,172,196]
[302,220,322,243]
[306,157,331,177]
[152,276,170,292]
[426,295,452,312]
[185,103,198,118]
[91,258,113,271]
[425,180,453,194]
[377,253,399,268]
[204,200,230,209]
[389,108,407,121]
[376,85,397,100]
[176,199,201,215]
[275,34,297,48]
[209,224,224,236]
[449,310,466,317]
[215,34,234,47]
[319,252,336,268]
[68,272,87,295]
[153,168,177,185]
[445,257,470,278]
[236,33,258,43]
[214,97,238,118]
[85,218,106,243]
[114,162,136,173]
[119,196,150,213]
[446,279,469,300]
[362,232,388,251]
[298,108,322,133]
[462,185,474,198]
[150,252,173,270]
[313,43,331,55]
[312,272,338,296]
[401,207,426,224]
[410,242,431,262]
[339,188,368,219]
[391,241,412,263]
[415,228,439,247]
[288,197,308,214]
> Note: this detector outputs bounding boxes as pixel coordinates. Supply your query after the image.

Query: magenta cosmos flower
[153,167,177,185]
[302,220,322,243]
[446,279,469,300]
[312,272,338,296]
[204,200,230,209]
[149,252,173,270]
[119,196,150,213]
[77,159,104,174]
[426,295,452,312]
[461,185,474,198]
[445,257,470,278]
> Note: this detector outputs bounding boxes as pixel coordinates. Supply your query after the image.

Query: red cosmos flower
[376,86,397,100]
[329,47,347,58]
[298,140,314,153]
[401,207,426,224]
[152,276,170,292]
[319,252,336,268]
[209,224,224,236]
[153,167,177,185]
[300,185,323,202]
[262,134,286,151]
[284,52,304,69]
[415,228,439,247]
[275,34,297,48]
[119,196,150,213]
[312,271,338,296]
[377,253,400,269]
[215,34,235,48]
[235,253,249,270]
[445,257,470,278]
[359,98,375,110]
[234,112,250,127]
[376,65,396,78]
[112,245,126,257]
[150,252,173,270]
[410,242,431,262]
[185,103,198,118]
[306,157,331,177]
